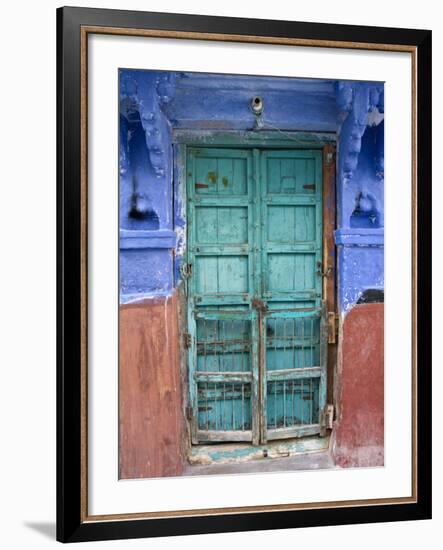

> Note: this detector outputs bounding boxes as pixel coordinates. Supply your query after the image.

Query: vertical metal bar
[232,383,235,430]
[215,320,218,373]
[274,319,277,360]
[301,318,305,425]
[204,319,207,372]
[231,320,235,431]
[301,379,304,425]
[223,382,226,431]
[274,380,277,429]
[241,321,246,431]
[283,317,286,369]
[213,321,218,432]
[252,312,261,445]
[219,328,224,429]
[310,378,313,424]
[215,382,219,431]
[258,311,267,443]
[206,381,209,430]
[282,319,286,427]
[241,382,245,430]
[283,380,286,428]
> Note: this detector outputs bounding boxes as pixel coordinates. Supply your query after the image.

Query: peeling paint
[189,435,330,465]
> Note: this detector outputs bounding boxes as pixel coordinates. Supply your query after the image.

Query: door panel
[195,206,248,244]
[267,253,316,292]
[261,150,323,307]
[194,153,248,195]
[267,205,316,242]
[266,155,317,194]
[187,146,327,445]
[195,256,249,294]
[187,148,259,443]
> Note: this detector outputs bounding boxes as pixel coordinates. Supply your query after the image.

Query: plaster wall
[118,70,385,477]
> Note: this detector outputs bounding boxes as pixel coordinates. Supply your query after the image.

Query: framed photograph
[57,6,432,543]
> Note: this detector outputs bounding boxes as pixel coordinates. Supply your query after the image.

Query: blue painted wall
[335,81,384,311]
[119,70,384,313]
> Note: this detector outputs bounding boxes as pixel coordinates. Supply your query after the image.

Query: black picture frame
[57,6,432,543]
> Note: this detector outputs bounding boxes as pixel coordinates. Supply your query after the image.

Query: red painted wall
[119,295,186,479]
[332,303,384,468]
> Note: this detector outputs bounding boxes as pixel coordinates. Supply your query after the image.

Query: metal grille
[197,382,252,431]
[196,318,251,373]
[266,379,320,429]
[190,309,326,442]
[195,318,253,433]
[265,315,321,431]
[266,316,320,371]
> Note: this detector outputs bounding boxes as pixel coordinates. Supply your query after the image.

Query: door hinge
[326,151,335,166]
[185,405,193,421]
[180,262,193,279]
[325,404,334,430]
[184,332,193,349]
[327,312,339,344]
[320,404,334,435]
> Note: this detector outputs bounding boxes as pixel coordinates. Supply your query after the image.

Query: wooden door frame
[173,130,337,446]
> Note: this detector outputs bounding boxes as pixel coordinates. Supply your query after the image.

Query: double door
[185,146,327,445]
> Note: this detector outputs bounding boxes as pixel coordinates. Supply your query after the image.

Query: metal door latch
[252,298,268,312]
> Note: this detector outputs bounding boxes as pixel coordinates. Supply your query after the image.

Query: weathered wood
[267,367,322,381]
[266,425,321,441]
[323,143,337,405]
[194,371,252,383]
[197,430,253,442]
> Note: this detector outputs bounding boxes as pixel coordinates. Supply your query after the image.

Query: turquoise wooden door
[186,147,327,445]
